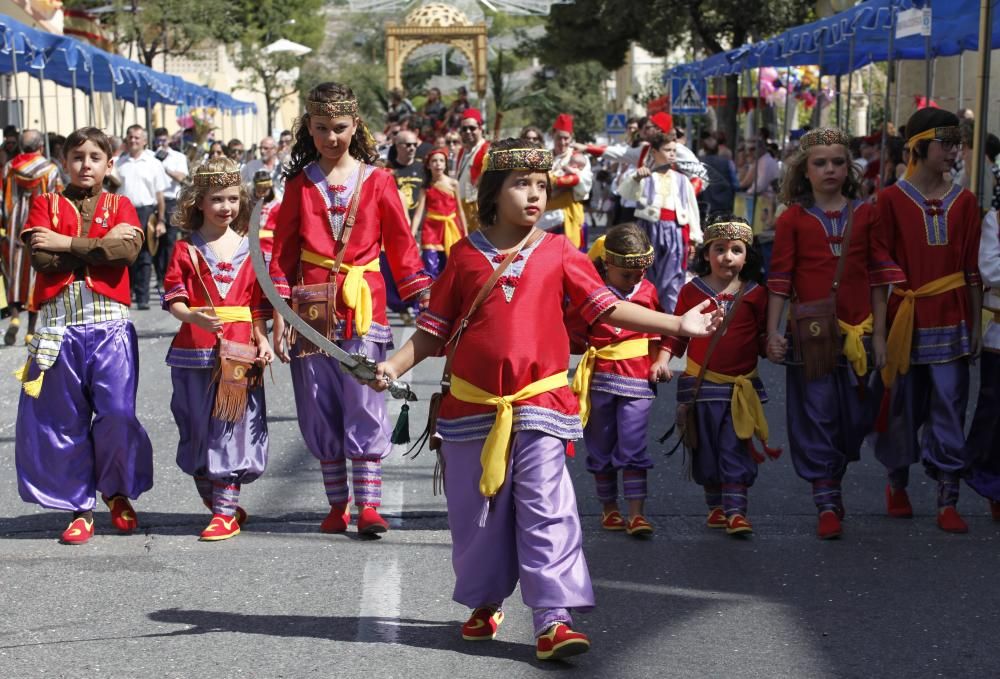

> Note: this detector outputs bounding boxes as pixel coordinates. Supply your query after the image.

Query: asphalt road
[0,305,996,679]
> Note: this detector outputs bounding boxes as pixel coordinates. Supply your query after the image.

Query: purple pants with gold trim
[170,367,268,483]
[15,320,153,512]
[965,351,1000,501]
[786,364,881,482]
[875,360,971,480]
[442,431,594,636]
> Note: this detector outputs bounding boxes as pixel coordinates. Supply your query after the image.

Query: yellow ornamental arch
[385,2,488,99]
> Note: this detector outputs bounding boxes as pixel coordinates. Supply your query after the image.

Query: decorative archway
[385,3,488,99]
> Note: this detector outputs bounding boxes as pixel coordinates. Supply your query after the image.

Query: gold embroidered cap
[305,99,359,118]
[587,235,654,269]
[193,170,242,189]
[485,147,553,172]
[799,127,851,151]
[703,221,754,246]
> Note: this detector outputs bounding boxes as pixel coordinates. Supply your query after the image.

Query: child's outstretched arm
[602,298,723,338]
[371,329,446,390]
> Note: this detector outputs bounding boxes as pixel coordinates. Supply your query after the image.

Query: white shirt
[158,147,189,200]
[746,153,780,195]
[117,150,169,208]
[979,210,1000,350]
[241,158,285,197]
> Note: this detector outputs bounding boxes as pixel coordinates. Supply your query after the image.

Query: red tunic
[767,200,899,326]
[665,278,768,377]
[24,191,141,308]
[163,233,267,368]
[416,231,619,440]
[270,162,431,340]
[259,198,281,261]
[873,180,981,363]
[585,279,666,399]
[422,185,461,250]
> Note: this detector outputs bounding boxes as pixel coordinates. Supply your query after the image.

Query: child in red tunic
[163,158,273,541]
[767,127,898,539]
[411,147,466,277]
[872,108,982,533]
[252,169,281,267]
[572,223,670,537]
[270,82,432,535]
[665,217,773,535]
[369,138,722,662]
[15,127,152,545]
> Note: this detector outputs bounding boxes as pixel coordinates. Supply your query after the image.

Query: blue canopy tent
[668,0,1000,79]
[0,12,256,143]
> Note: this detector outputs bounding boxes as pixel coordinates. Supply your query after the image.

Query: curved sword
[247,200,416,402]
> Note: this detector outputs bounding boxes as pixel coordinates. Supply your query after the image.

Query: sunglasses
[460,125,479,132]
[400,142,419,148]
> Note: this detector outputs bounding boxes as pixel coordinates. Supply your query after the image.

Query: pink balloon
[760,67,779,82]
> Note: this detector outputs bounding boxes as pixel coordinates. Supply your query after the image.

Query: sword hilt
[347,352,417,402]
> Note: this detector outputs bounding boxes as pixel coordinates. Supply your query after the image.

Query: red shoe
[725,514,753,535]
[990,500,1000,522]
[600,510,626,531]
[357,506,389,535]
[461,607,504,641]
[202,499,248,526]
[101,494,137,533]
[625,514,654,537]
[886,484,913,518]
[706,507,727,529]
[60,517,94,545]
[817,510,842,539]
[937,506,969,534]
[320,504,350,533]
[536,623,590,661]
[199,514,241,541]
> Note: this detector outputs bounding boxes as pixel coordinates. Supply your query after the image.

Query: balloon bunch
[756,66,833,110]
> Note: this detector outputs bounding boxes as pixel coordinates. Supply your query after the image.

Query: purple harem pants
[442,431,594,636]
[15,320,153,511]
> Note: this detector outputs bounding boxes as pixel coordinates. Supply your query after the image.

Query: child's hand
[273,314,291,363]
[766,332,788,363]
[255,335,274,366]
[635,166,652,179]
[872,333,887,371]
[418,290,431,311]
[368,361,398,392]
[189,308,224,334]
[650,358,673,383]
[678,299,724,337]
[29,229,73,252]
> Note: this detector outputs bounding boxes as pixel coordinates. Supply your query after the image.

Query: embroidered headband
[193,170,242,189]
[799,127,851,151]
[485,147,553,172]
[587,235,655,269]
[703,221,754,246]
[903,125,962,178]
[305,98,359,118]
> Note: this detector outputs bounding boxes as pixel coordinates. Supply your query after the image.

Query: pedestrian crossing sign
[671,77,707,115]
[605,113,627,135]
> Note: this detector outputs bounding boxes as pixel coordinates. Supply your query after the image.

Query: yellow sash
[839,314,873,377]
[193,306,252,323]
[881,272,967,388]
[426,211,463,256]
[450,371,569,497]
[300,249,381,336]
[571,338,651,427]
[546,190,585,249]
[685,358,769,444]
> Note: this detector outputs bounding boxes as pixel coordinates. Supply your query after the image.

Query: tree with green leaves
[521,61,607,141]
[538,0,812,145]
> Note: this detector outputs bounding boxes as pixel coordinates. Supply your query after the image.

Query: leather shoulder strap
[187,242,216,310]
[439,228,545,387]
[831,202,856,295]
[329,162,368,280]
[690,282,745,402]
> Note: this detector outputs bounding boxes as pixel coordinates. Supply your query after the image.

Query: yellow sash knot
[301,249,381,336]
[882,272,966,388]
[571,338,651,427]
[685,358,769,444]
[450,371,569,497]
[426,211,464,256]
[839,314,874,377]
[192,306,252,323]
